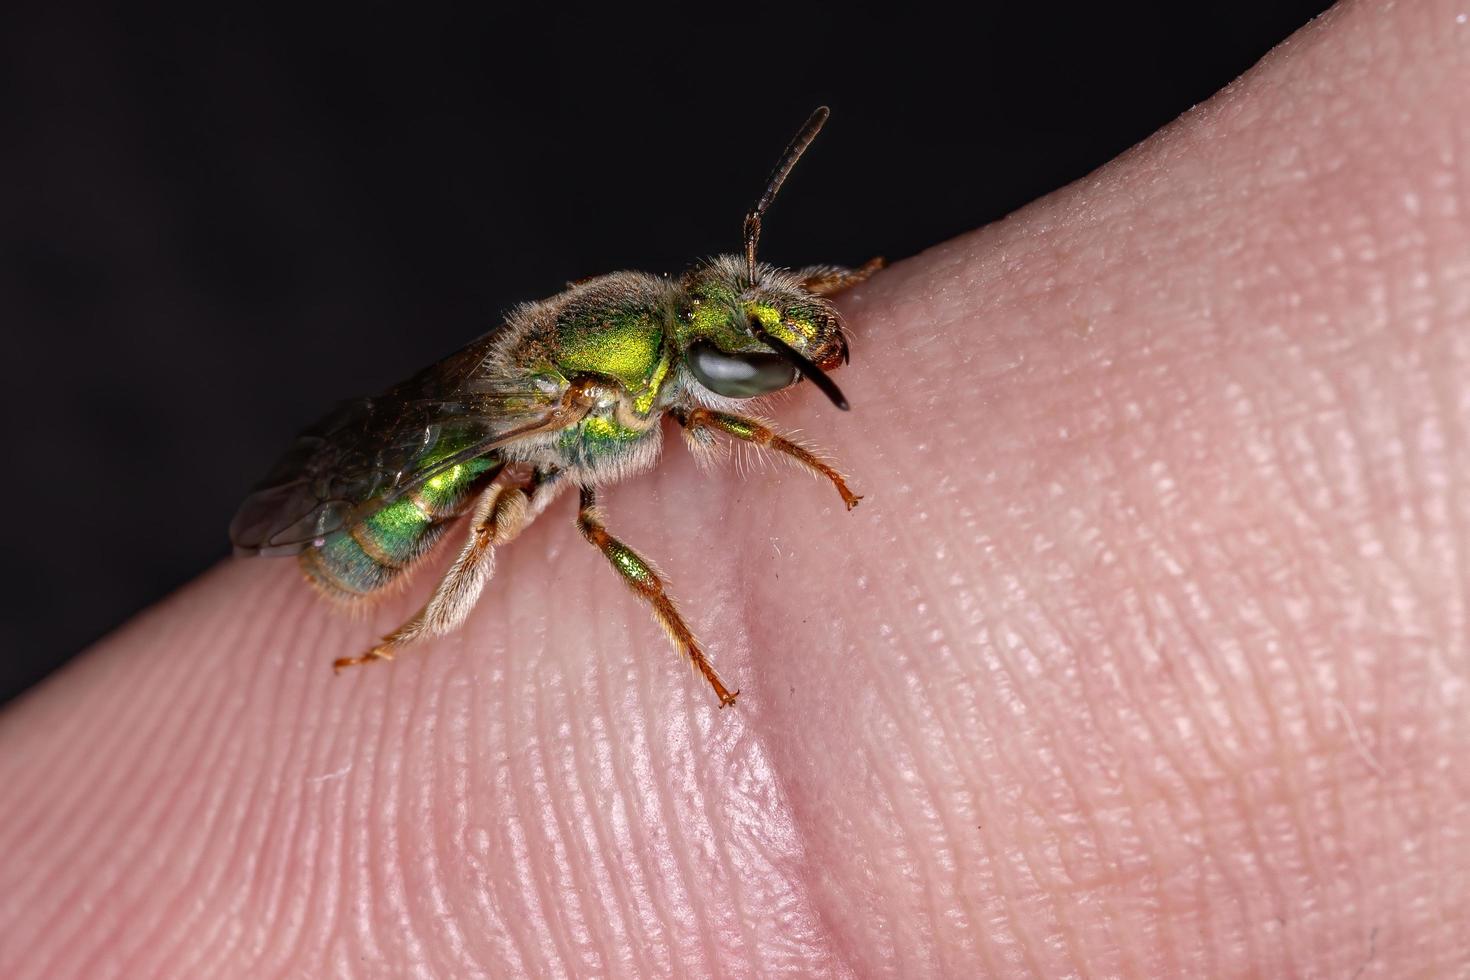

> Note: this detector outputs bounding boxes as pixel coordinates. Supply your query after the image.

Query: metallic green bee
[230,107,880,706]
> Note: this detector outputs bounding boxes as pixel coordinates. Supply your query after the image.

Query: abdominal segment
[300,455,503,599]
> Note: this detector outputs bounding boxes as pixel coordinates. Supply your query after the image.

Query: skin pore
[2,0,1467,974]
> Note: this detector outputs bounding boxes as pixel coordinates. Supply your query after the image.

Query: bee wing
[230,347,561,556]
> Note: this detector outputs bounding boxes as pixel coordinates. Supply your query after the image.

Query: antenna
[742,106,830,284]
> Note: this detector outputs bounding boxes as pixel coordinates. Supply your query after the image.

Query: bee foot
[332,646,393,673]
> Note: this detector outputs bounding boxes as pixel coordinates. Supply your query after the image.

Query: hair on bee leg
[675,407,862,510]
[677,419,725,473]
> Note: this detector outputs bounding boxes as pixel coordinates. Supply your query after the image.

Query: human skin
[3,1,1468,976]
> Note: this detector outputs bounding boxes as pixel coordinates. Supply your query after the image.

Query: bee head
[678,257,848,408]
[674,106,851,409]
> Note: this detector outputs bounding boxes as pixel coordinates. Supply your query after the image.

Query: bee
[230,107,881,707]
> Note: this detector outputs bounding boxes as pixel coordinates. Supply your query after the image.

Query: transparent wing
[229,341,558,556]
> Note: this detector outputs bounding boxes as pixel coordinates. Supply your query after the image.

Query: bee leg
[332,480,536,671]
[796,257,885,297]
[674,407,862,510]
[575,486,739,708]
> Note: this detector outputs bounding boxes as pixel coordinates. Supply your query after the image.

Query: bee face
[678,257,847,401]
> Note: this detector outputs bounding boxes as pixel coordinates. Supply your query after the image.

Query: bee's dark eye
[684,340,798,398]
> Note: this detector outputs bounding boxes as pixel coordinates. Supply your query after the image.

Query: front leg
[675,407,862,510]
[576,487,739,707]
[796,257,885,297]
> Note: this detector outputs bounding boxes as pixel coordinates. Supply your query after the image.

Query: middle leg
[575,487,739,707]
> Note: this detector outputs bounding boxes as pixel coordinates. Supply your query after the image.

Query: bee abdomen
[299,455,503,599]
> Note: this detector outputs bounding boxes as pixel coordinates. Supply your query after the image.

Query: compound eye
[684,340,799,398]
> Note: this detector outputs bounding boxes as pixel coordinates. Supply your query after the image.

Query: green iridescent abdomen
[301,453,503,598]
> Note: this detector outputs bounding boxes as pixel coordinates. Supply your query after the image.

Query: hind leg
[333,473,561,670]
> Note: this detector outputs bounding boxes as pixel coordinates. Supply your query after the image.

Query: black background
[0,3,1335,704]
